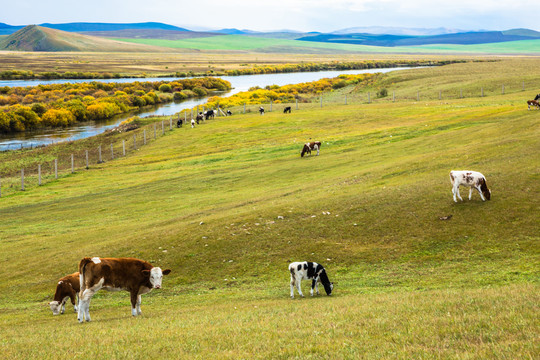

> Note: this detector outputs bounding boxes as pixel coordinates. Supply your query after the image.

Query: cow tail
[78,257,92,295]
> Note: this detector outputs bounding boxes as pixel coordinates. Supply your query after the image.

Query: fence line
[1,81,538,198]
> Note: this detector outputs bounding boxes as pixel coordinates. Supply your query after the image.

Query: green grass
[116,34,540,54]
[0,60,538,359]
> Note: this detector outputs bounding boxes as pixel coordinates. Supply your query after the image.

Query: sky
[1,0,538,33]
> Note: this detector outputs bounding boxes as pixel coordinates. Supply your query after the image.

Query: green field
[117,34,540,54]
[0,60,539,359]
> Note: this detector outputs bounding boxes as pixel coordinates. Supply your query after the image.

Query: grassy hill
[0,25,181,52]
[0,60,538,358]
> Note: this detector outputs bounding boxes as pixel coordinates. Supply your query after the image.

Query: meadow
[0,60,538,359]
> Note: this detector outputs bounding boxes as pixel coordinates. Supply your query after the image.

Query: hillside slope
[0,25,182,52]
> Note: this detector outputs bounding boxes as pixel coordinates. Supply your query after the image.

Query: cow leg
[60,297,67,314]
[130,292,139,316]
[314,144,319,156]
[296,277,304,297]
[290,276,295,298]
[455,185,463,202]
[468,187,473,200]
[310,279,317,296]
[476,186,486,201]
[78,278,104,323]
[315,279,320,295]
[136,295,142,315]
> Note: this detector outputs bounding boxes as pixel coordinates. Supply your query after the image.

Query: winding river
[0,67,416,151]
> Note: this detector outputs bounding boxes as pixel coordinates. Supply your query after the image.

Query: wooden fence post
[270,101,273,112]
[417,91,419,101]
[86,150,89,169]
[296,98,298,110]
[123,140,126,156]
[320,96,322,108]
[21,169,24,191]
[98,145,102,164]
[154,123,156,139]
[481,88,484,97]
[38,164,41,185]
[522,81,525,91]
[161,121,164,135]
[111,143,114,160]
[460,89,463,98]
[169,118,172,130]
[345,95,347,105]
[144,130,147,145]
[439,90,441,100]
[55,159,58,179]
[133,134,137,149]
[393,91,395,102]
[368,92,371,103]
[502,84,505,95]
[71,154,74,173]
[244,103,246,114]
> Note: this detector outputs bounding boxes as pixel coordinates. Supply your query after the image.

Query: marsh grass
[0,59,538,359]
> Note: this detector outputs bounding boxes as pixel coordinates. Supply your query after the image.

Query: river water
[0,67,415,151]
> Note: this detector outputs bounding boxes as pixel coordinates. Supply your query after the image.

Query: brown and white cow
[450,170,491,202]
[49,272,80,315]
[301,141,322,157]
[77,257,171,323]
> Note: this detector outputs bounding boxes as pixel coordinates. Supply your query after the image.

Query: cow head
[142,267,171,289]
[479,178,491,200]
[301,144,309,157]
[49,300,64,315]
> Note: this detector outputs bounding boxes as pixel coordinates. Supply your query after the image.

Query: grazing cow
[527,94,540,110]
[259,106,265,115]
[283,106,292,114]
[196,112,204,122]
[204,110,215,120]
[77,257,171,322]
[49,272,80,315]
[450,170,491,202]
[301,141,321,157]
[226,110,232,116]
[191,119,196,128]
[289,261,333,298]
[176,119,183,128]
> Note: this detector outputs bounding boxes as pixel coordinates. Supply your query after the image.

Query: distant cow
[204,110,215,120]
[77,257,171,322]
[226,110,232,116]
[283,106,292,113]
[527,94,540,110]
[289,261,333,298]
[450,170,491,202]
[301,141,321,157]
[176,119,183,128]
[49,272,80,315]
[259,106,265,115]
[196,112,204,122]
[191,119,196,128]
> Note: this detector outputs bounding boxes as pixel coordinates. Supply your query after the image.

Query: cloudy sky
[2,0,537,32]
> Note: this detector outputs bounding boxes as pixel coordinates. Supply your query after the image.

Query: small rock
[277,216,284,220]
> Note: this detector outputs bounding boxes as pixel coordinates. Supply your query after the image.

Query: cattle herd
[48,100,503,322]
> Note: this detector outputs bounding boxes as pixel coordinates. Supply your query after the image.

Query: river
[0,67,416,151]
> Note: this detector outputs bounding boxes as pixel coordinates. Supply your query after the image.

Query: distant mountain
[82,29,221,40]
[214,28,248,35]
[298,31,540,46]
[331,26,466,36]
[502,28,540,37]
[0,22,25,35]
[39,22,190,32]
[0,25,178,52]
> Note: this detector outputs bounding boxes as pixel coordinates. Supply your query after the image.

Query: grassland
[0,60,538,359]
[118,34,540,55]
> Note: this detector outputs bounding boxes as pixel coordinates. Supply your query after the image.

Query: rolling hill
[0,25,183,52]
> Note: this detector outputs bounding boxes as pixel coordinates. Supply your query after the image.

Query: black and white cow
[204,110,215,120]
[283,106,292,113]
[289,261,333,298]
[450,170,491,202]
[226,110,232,116]
[259,106,265,115]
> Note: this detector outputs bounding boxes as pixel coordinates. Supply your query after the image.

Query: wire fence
[1,80,538,198]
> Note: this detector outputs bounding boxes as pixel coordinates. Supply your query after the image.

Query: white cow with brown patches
[450,170,491,202]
